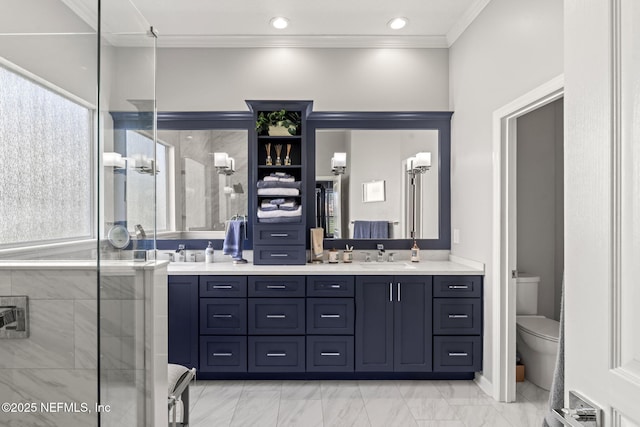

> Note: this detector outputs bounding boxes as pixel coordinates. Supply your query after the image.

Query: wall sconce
[103,152,127,169]
[406,152,431,177]
[331,152,347,175]
[214,152,235,175]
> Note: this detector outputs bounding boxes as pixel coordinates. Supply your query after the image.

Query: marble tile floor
[186,379,549,427]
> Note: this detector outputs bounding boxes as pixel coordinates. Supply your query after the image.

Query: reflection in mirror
[157,129,248,239]
[315,129,439,239]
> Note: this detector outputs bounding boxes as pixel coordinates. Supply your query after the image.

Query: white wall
[156,48,449,111]
[516,99,564,321]
[449,0,563,385]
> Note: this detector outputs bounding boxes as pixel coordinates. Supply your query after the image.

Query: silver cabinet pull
[213,285,233,289]
[267,353,287,357]
[267,285,286,289]
[330,284,341,288]
[321,352,341,356]
[213,352,232,357]
[271,233,289,237]
[213,314,232,318]
[270,253,288,257]
[448,352,469,357]
[389,282,392,302]
[448,314,469,319]
[266,314,286,319]
[448,285,469,290]
[320,314,340,318]
[397,282,401,302]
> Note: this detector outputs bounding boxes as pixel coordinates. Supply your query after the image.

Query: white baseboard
[474,373,494,399]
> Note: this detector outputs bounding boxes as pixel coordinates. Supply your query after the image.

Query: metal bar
[320,314,340,318]
[213,285,233,289]
[320,352,341,356]
[448,314,469,319]
[448,285,469,290]
[213,314,233,318]
[267,353,287,357]
[213,353,232,357]
[448,352,468,357]
[267,285,286,289]
[266,314,286,319]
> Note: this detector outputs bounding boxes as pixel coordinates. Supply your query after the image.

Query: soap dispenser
[205,241,214,263]
[410,240,420,262]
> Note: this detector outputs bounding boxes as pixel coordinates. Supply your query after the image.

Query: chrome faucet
[175,244,185,262]
[376,244,385,262]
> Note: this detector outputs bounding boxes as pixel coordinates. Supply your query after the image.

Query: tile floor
[186,379,549,427]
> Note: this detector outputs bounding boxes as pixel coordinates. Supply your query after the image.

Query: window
[125,130,168,233]
[0,64,92,246]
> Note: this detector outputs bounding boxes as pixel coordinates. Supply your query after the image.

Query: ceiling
[129,0,491,48]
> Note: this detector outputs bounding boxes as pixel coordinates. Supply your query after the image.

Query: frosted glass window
[125,131,167,232]
[0,65,92,246]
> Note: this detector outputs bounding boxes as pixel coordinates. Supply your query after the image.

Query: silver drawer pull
[320,352,341,357]
[448,314,469,319]
[270,253,289,257]
[213,285,233,289]
[267,285,286,289]
[320,314,340,318]
[448,285,469,289]
[267,353,287,357]
[213,314,233,318]
[271,233,289,237]
[213,352,232,357]
[448,352,469,357]
[330,284,341,288]
[266,314,286,319]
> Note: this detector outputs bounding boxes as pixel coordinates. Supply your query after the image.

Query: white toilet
[516,274,559,391]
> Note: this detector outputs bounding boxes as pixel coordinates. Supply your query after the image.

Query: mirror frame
[306,111,452,250]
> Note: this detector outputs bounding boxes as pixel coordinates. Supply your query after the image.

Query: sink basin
[358,262,417,270]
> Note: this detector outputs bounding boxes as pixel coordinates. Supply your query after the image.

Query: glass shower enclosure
[0,1,159,426]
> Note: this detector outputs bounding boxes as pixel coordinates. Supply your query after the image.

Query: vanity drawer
[433,276,482,298]
[306,298,354,335]
[306,336,354,372]
[253,245,307,265]
[248,276,305,297]
[254,225,305,245]
[200,336,247,372]
[200,276,247,297]
[248,336,305,372]
[306,276,355,297]
[433,298,481,335]
[200,298,247,335]
[433,336,482,372]
[248,298,305,335]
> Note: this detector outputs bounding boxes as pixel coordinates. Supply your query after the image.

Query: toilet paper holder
[0,296,29,339]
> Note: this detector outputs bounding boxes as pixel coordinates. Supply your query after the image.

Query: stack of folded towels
[257,173,302,223]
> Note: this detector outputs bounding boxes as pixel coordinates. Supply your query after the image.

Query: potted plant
[256,109,301,136]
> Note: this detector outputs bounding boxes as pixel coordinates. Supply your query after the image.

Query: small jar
[328,249,339,263]
[343,250,353,263]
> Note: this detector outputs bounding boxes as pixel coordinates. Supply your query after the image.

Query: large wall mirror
[111,112,252,243]
[307,112,451,250]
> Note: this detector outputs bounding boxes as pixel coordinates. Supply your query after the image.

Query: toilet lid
[517,316,560,342]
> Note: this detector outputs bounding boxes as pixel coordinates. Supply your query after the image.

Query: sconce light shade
[103,152,126,169]
[214,152,235,175]
[414,152,431,168]
[331,152,347,175]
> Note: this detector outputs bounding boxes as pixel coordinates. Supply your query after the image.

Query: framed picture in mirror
[362,180,385,203]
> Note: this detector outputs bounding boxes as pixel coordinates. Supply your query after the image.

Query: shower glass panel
[99,1,156,426]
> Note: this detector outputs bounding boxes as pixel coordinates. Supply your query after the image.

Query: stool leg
[181,386,190,426]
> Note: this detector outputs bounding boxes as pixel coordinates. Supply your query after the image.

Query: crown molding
[155,34,449,49]
[446,0,492,47]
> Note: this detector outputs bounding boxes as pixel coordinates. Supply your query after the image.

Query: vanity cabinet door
[168,276,199,369]
[355,276,394,371]
[394,276,433,372]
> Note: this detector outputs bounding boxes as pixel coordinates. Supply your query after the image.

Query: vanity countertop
[167,257,483,276]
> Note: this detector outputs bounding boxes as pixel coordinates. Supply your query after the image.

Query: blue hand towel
[223,220,244,260]
[371,221,389,239]
[353,221,371,239]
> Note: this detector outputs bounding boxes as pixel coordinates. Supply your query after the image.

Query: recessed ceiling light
[270,17,289,30]
[388,17,408,30]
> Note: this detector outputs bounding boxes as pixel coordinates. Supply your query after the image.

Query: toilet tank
[516,274,540,315]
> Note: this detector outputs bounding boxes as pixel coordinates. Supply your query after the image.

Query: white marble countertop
[0,260,169,271]
[167,257,483,276]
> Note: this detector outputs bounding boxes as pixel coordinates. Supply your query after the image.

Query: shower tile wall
[0,268,98,427]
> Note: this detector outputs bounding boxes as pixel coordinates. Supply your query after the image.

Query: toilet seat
[516,316,559,342]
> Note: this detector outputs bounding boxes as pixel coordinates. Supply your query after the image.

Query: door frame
[491,75,564,402]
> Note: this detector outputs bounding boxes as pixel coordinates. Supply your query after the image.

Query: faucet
[360,251,372,262]
[175,244,185,262]
[376,244,385,262]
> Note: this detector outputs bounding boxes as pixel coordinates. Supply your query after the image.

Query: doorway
[491,75,564,402]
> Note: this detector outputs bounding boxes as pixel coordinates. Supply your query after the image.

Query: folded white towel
[257,206,302,218]
[263,176,280,182]
[257,188,300,196]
